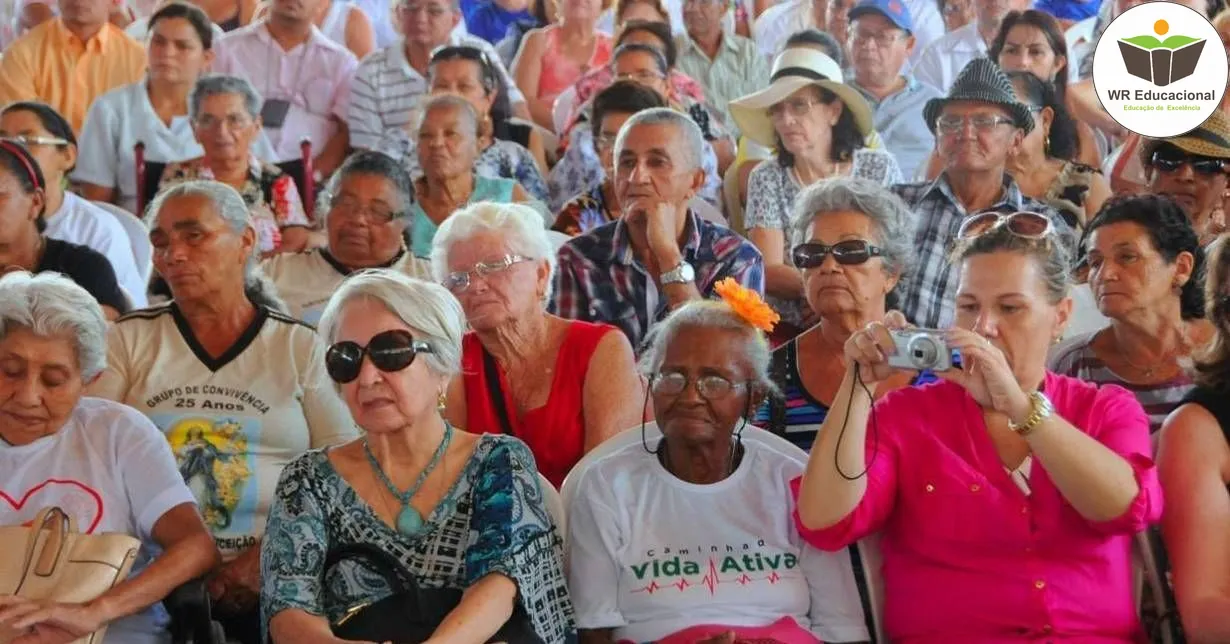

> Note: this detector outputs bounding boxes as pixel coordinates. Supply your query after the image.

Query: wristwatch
[1009,391,1054,437]
[660,261,695,285]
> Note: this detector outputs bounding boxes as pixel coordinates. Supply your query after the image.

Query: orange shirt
[0,19,146,132]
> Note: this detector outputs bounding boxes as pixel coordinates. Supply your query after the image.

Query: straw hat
[1140,110,1230,162]
[728,48,874,149]
[922,57,1035,135]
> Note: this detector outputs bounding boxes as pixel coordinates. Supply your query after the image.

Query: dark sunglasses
[324,329,435,384]
[792,240,883,268]
[957,211,1052,240]
[1150,148,1229,176]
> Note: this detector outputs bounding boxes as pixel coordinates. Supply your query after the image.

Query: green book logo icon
[1119,20,1206,85]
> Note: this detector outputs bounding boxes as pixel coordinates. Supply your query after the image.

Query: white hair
[0,271,108,381]
[317,270,466,378]
[614,107,705,171]
[189,74,262,121]
[145,179,287,313]
[430,201,557,299]
[790,177,917,278]
[637,300,780,396]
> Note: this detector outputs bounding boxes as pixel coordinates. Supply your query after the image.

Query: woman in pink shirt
[794,212,1161,643]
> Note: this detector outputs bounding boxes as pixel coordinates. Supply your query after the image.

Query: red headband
[0,140,42,191]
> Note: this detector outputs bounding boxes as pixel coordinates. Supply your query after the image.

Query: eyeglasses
[849,29,904,48]
[328,196,401,224]
[0,135,68,148]
[400,2,450,16]
[194,115,253,131]
[934,114,1016,135]
[957,210,1053,240]
[792,240,884,268]
[615,70,666,84]
[768,96,822,121]
[325,329,435,384]
[651,372,748,400]
[1150,148,1229,176]
[443,254,530,292]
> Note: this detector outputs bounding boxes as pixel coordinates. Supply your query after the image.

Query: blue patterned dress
[260,434,574,642]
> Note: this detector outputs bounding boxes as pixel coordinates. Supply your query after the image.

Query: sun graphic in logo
[1155,19,1169,35]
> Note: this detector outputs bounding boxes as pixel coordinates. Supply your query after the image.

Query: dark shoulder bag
[323,542,542,644]
[482,347,516,436]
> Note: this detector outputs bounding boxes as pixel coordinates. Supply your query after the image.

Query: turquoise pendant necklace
[363,423,454,537]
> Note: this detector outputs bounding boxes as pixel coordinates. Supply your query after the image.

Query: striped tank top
[1048,331,1194,433]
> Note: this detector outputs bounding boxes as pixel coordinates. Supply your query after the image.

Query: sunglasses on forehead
[956,211,1052,241]
[325,330,435,384]
[791,240,884,268]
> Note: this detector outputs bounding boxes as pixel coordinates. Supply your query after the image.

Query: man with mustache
[550,107,764,352]
[1142,111,1230,247]
[892,57,1066,328]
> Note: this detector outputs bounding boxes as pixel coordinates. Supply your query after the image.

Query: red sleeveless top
[460,320,615,487]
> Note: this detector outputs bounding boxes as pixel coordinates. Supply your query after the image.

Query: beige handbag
[0,507,141,644]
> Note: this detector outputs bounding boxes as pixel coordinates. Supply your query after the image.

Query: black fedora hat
[923,57,1035,135]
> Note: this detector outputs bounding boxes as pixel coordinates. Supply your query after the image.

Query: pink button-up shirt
[793,372,1161,643]
[212,23,357,162]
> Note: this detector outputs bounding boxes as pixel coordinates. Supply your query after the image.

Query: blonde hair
[1194,234,1230,389]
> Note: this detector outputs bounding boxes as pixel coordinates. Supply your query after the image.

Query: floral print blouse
[552,184,614,236]
[159,154,310,254]
[260,434,575,643]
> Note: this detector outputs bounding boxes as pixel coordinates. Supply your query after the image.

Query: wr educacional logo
[1092,3,1227,138]
[1117,19,1205,86]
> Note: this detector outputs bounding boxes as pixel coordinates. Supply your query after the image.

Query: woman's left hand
[207,551,261,613]
[940,328,1032,421]
[0,596,106,644]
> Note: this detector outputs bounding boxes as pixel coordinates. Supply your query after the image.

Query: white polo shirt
[45,192,147,308]
[212,22,359,162]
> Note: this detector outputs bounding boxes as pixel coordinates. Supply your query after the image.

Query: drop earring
[437,390,447,411]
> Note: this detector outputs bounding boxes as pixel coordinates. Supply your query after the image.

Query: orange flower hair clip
[713,278,780,333]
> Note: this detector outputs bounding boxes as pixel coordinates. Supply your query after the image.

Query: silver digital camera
[886,329,954,371]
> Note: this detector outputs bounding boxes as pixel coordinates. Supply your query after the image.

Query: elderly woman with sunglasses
[795,211,1161,642]
[567,287,870,644]
[262,269,574,643]
[434,202,642,487]
[753,179,934,449]
[1050,195,1211,434]
[263,151,432,324]
[1143,111,1230,247]
[88,180,354,644]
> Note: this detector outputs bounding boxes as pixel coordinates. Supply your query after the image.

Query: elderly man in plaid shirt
[893,57,1073,329]
[549,107,764,352]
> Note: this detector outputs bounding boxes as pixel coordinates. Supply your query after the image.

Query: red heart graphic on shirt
[0,479,104,534]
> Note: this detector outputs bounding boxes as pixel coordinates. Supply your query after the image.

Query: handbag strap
[481,347,516,436]
[322,543,415,594]
[20,507,72,583]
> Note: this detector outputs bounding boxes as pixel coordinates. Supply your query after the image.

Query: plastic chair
[538,473,567,543]
[551,87,577,136]
[91,199,153,285]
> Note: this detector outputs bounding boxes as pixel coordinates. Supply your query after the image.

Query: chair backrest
[538,473,567,543]
[91,200,153,285]
[546,230,571,251]
[552,87,578,136]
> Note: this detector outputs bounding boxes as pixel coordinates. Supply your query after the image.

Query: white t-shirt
[0,397,197,644]
[73,81,277,215]
[566,436,869,643]
[44,192,147,308]
[912,22,987,94]
[261,248,431,324]
[88,303,358,559]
